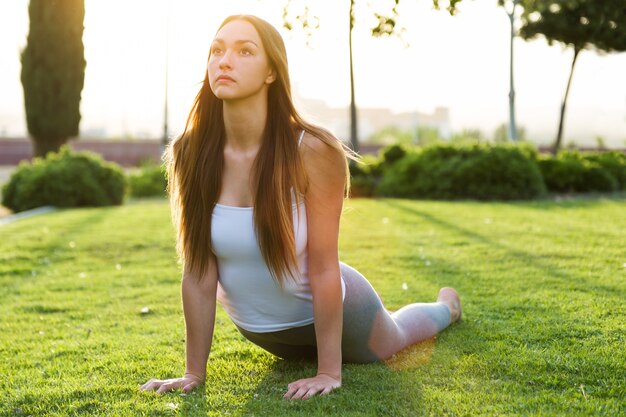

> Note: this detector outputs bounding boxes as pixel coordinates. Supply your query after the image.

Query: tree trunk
[507,0,518,141]
[553,47,580,155]
[161,0,171,157]
[348,0,359,152]
[31,137,68,158]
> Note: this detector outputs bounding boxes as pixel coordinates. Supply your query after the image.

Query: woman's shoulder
[299,128,348,184]
[299,128,345,161]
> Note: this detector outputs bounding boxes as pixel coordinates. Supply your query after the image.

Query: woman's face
[208,19,275,101]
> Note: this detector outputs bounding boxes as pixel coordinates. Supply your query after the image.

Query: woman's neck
[222,96,267,151]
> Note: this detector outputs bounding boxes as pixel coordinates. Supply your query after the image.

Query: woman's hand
[283,373,341,400]
[139,373,204,394]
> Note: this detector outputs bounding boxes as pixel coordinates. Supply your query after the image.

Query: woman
[140,14,461,401]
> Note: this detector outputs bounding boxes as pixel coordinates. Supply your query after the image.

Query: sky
[1,0,625,147]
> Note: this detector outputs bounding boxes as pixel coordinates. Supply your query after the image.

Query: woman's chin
[213,91,234,100]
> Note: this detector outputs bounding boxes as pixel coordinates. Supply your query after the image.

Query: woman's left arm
[283,133,346,401]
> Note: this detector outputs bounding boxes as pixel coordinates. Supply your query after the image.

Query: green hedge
[380,143,407,167]
[349,143,625,200]
[2,146,126,213]
[128,163,167,197]
[583,151,626,190]
[538,151,620,193]
[376,143,546,200]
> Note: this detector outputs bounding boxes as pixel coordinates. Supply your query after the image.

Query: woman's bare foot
[437,287,462,323]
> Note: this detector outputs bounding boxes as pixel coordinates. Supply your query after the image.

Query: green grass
[1,196,625,416]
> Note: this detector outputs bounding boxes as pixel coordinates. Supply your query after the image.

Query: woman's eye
[240,49,252,56]
[211,48,222,55]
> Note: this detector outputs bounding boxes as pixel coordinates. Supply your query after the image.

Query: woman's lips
[216,75,235,83]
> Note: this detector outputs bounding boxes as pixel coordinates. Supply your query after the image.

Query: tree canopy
[520,0,626,53]
[519,0,626,153]
[21,0,86,157]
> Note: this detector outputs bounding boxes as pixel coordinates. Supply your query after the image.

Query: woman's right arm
[140,258,218,394]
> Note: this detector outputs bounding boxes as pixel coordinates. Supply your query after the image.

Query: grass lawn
[1,196,625,416]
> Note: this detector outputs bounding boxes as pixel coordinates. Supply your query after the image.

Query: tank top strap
[298,129,305,146]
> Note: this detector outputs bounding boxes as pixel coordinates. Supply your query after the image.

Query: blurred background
[1,0,625,165]
[0,0,626,192]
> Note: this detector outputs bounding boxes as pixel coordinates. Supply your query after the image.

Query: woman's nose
[219,51,233,69]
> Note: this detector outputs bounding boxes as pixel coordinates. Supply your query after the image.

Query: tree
[450,0,525,142]
[499,0,521,141]
[437,0,525,143]
[283,0,473,152]
[284,0,406,152]
[21,0,86,157]
[519,0,626,154]
[348,0,360,152]
[431,0,465,15]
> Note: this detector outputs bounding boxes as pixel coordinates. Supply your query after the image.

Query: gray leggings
[236,262,451,363]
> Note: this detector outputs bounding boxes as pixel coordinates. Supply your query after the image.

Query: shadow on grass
[238,360,425,416]
[10,386,141,417]
[371,192,626,211]
[175,340,434,416]
[0,207,112,303]
[497,191,626,210]
[380,199,620,297]
[375,199,625,407]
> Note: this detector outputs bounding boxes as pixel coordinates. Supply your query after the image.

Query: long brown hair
[165,15,351,283]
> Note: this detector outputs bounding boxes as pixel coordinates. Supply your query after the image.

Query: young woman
[140,14,461,401]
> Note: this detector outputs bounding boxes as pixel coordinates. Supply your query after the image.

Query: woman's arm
[182,260,218,381]
[140,257,218,394]
[284,133,346,400]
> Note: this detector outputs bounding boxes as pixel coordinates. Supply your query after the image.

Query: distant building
[295,97,450,143]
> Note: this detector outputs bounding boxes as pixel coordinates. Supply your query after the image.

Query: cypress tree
[21,0,86,157]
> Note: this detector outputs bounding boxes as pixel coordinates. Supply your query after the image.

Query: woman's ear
[265,68,276,84]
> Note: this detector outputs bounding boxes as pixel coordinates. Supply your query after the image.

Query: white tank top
[212,131,346,332]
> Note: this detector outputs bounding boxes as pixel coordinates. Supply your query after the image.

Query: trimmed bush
[538,154,583,192]
[380,143,407,166]
[128,163,167,197]
[538,151,618,193]
[348,158,369,179]
[349,155,382,198]
[375,150,423,198]
[349,176,376,197]
[2,146,126,213]
[582,165,618,192]
[583,151,626,190]
[360,154,384,178]
[377,143,546,200]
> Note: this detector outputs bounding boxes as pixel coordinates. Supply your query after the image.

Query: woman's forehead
[214,20,261,44]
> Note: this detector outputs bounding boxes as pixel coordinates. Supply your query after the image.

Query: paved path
[0,206,57,226]
[0,166,61,223]
[0,166,15,218]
